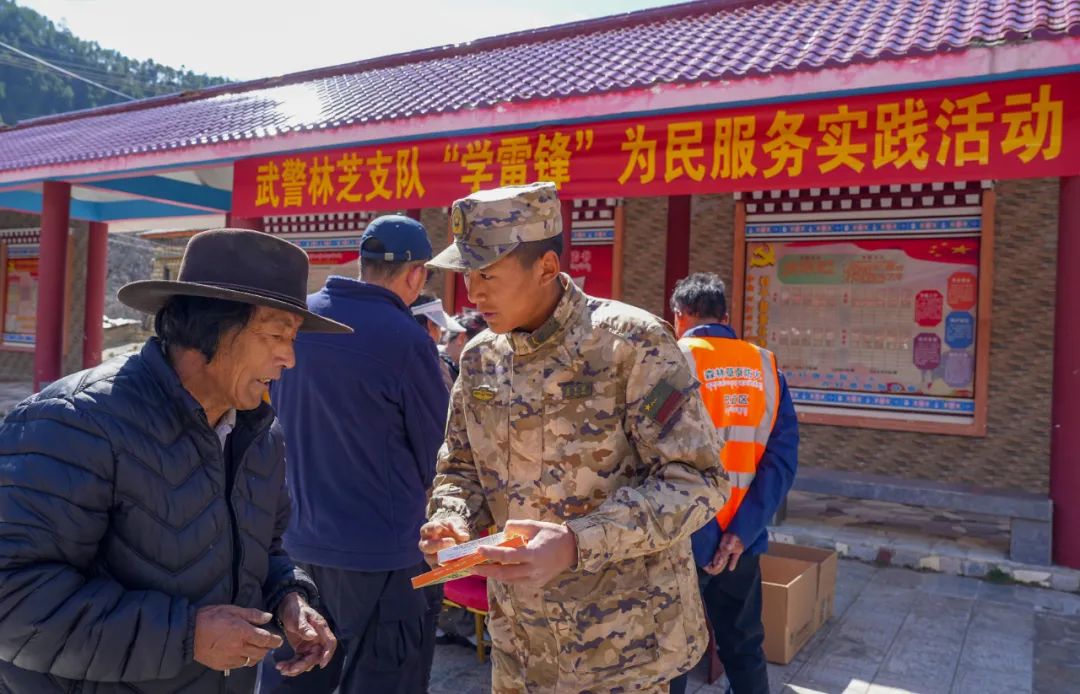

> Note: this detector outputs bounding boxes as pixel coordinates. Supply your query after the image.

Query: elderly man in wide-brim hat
[0,229,343,693]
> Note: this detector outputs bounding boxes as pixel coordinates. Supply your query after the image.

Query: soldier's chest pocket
[541,372,624,461]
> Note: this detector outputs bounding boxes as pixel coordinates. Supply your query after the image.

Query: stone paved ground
[429,560,1080,694]
[785,491,1011,557]
[774,493,1080,592]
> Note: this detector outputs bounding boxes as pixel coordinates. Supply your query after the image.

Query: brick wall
[61,223,88,377]
[689,194,737,290]
[0,351,33,381]
[0,212,38,228]
[622,196,669,316]
[107,233,156,320]
[622,194,737,316]
[421,207,450,299]
[619,183,1058,494]
[797,178,1058,494]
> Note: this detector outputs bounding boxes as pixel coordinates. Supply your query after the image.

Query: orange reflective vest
[679,334,780,529]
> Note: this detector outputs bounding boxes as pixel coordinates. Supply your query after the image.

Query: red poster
[568,244,614,299]
[915,289,944,327]
[947,271,977,310]
[234,73,1080,217]
[307,250,359,265]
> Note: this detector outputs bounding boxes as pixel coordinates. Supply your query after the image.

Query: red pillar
[83,222,108,369]
[1051,176,1080,568]
[663,195,692,323]
[405,208,422,221]
[33,181,70,391]
[560,199,573,270]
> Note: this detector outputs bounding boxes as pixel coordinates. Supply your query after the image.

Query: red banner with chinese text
[232,73,1078,217]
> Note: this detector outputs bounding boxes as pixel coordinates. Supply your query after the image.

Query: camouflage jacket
[428,277,729,693]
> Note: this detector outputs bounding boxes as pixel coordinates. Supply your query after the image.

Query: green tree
[0,0,229,125]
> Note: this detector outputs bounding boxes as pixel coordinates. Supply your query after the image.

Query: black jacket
[0,339,316,693]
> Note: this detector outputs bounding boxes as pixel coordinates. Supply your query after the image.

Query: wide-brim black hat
[118,228,351,334]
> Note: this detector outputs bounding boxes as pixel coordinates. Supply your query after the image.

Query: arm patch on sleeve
[641,379,687,425]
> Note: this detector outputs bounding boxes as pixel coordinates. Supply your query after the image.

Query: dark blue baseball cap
[360,215,432,262]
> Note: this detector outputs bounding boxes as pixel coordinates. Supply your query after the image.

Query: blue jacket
[687,324,799,564]
[271,277,449,571]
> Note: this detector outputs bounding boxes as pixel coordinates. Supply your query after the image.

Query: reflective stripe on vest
[679,335,780,529]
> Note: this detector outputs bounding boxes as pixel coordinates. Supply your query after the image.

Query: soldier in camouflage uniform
[419,182,730,693]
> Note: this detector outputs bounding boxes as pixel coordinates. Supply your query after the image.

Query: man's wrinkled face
[207,306,301,411]
[463,253,549,335]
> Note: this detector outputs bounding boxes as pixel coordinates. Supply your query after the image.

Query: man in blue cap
[259,216,449,694]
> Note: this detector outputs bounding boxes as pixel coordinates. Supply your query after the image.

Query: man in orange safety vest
[669,272,799,694]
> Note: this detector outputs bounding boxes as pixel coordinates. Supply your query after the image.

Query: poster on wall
[293,237,361,294]
[743,236,979,416]
[3,244,39,348]
[568,227,615,300]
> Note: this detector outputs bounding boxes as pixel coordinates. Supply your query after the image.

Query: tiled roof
[1,0,1077,174]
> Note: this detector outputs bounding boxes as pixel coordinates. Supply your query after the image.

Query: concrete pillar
[83,222,108,369]
[33,181,70,390]
[664,195,692,323]
[1051,176,1080,568]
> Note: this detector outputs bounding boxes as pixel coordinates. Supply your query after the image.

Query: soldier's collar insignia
[526,318,559,349]
[471,385,498,402]
[561,381,594,400]
[641,379,687,425]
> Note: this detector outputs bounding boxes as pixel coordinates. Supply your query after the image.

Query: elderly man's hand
[275,592,337,677]
[472,519,577,586]
[419,517,470,567]
[193,605,283,672]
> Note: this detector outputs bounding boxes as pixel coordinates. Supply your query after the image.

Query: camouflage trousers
[489,639,678,694]
[490,647,673,690]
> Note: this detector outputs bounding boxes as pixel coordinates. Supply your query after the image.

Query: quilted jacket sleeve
[262,421,319,614]
[0,395,195,683]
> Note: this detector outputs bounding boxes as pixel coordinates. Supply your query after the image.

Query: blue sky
[17,0,681,81]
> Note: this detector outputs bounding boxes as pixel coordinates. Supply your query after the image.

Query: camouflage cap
[427,181,562,272]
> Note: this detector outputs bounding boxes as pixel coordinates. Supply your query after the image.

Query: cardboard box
[768,542,839,630]
[760,554,817,664]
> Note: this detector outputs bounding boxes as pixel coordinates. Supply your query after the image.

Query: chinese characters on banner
[743,237,980,417]
[232,74,1077,217]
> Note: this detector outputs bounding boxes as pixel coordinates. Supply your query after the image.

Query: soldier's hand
[419,517,470,567]
[474,519,577,586]
[192,605,283,673]
[705,532,745,574]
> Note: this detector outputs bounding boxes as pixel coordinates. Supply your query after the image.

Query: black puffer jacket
[0,339,317,693]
